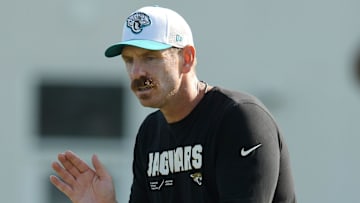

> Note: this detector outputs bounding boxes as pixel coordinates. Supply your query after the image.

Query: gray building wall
[1,0,360,202]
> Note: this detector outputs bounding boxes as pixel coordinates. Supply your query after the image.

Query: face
[121,46,183,108]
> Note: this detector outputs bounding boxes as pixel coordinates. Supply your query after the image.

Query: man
[50,6,296,203]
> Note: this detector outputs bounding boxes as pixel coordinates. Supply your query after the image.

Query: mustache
[131,76,156,89]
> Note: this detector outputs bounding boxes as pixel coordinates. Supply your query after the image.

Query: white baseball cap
[105,6,194,57]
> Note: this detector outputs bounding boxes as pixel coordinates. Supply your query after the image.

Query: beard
[130,75,180,109]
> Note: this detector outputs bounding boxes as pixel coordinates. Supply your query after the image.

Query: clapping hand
[50,151,117,203]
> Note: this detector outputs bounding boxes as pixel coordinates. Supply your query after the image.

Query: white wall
[1,0,360,202]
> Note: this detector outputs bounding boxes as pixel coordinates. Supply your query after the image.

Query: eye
[122,56,133,64]
[145,56,156,61]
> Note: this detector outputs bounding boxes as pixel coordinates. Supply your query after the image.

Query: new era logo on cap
[105,6,194,57]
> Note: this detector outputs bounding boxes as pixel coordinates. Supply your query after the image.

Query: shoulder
[213,87,283,151]
[209,87,261,104]
[138,110,164,132]
[209,87,279,133]
[134,110,164,142]
[209,87,270,115]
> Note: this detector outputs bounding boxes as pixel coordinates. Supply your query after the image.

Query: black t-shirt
[129,87,296,203]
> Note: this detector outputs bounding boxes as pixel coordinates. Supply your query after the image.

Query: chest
[141,122,219,202]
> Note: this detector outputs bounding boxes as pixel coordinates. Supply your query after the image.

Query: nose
[127,60,146,79]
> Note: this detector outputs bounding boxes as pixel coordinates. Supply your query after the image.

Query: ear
[182,45,196,73]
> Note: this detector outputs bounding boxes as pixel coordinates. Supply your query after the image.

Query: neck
[160,79,209,123]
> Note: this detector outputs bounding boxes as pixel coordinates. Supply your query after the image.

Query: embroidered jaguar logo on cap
[126,12,151,33]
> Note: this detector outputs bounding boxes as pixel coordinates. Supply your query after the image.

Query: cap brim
[105,40,172,57]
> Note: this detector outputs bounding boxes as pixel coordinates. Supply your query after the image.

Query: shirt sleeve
[215,102,281,203]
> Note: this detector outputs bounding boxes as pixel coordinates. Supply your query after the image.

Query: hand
[50,151,117,203]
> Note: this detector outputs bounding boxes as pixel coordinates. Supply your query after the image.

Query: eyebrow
[122,49,165,58]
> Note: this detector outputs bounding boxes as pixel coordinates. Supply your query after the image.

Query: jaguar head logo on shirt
[190,172,202,186]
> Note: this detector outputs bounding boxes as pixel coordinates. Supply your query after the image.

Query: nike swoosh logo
[240,143,262,157]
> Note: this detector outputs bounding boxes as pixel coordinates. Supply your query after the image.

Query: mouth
[133,78,156,92]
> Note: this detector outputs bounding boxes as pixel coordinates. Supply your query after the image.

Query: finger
[92,154,110,179]
[51,162,77,186]
[64,150,90,174]
[49,175,73,198]
[58,153,81,177]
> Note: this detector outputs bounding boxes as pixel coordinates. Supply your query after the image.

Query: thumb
[92,154,110,178]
